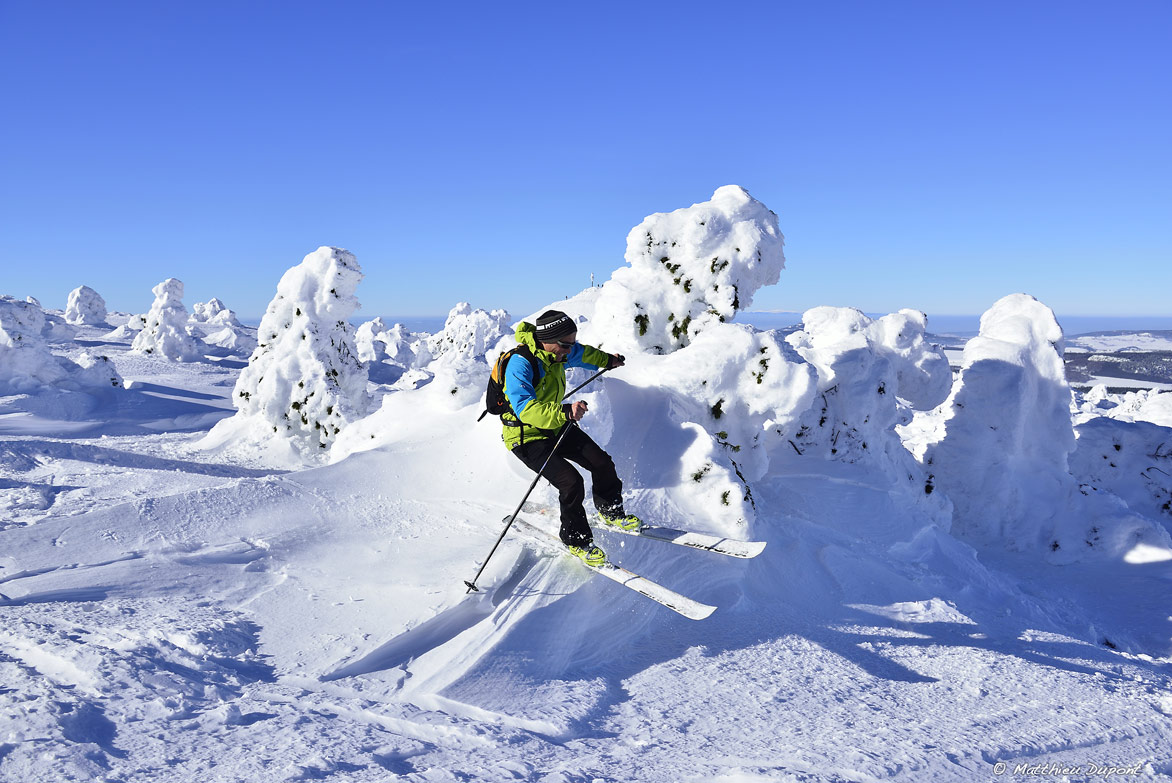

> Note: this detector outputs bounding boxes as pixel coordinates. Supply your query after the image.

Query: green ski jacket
[501,321,610,451]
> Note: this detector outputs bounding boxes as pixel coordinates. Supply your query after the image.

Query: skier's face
[541,332,577,360]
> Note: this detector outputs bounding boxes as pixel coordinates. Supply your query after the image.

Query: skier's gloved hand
[607,353,626,369]
[563,400,589,422]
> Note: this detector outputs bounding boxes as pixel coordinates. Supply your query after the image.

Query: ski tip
[688,604,718,621]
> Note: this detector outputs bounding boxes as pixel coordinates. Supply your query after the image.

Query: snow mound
[64,285,107,325]
[203,247,368,463]
[1071,417,1172,530]
[593,185,785,354]
[131,278,204,361]
[0,295,123,395]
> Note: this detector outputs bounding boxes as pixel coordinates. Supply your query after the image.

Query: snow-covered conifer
[355,317,391,363]
[923,294,1075,552]
[788,307,952,463]
[593,185,785,354]
[131,278,203,361]
[428,303,510,409]
[64,285,108,325]
[192,298,242,327]
[427,303,510,362]
[213,246,368,458]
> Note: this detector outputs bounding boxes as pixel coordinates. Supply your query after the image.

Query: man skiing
[502,310,642,567]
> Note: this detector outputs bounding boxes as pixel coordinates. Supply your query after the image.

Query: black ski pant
[512,425,624,548]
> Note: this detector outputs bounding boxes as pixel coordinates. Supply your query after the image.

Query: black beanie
[534,310,576,343]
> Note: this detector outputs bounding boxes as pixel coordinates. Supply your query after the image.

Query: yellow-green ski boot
[599,512,644,532]
[567,543,607,567]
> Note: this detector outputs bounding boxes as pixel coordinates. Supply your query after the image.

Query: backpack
[478,344,542,422]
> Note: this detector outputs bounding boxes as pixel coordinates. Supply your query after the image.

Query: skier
[502,310,642,566]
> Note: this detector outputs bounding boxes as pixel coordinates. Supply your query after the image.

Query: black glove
[607,353,626,370]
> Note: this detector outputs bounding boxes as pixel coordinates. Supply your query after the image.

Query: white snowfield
[2,190,1172,782]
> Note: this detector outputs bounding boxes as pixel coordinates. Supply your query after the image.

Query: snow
[64,285,108,326]
[131,278,204,361]
[202,246,368,465]
[593,185,785,355]
[3,198,1172,782]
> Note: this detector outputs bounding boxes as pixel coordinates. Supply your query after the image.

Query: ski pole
[464,365,614,593]
[464,420,577,593]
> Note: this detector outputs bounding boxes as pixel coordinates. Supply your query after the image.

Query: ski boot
[566,543,607,567]
[599,511,644,532]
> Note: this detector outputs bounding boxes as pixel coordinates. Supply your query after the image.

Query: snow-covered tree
[427,303,510,362]
[428,303,510,409]
[131,278,203,361]
[191,298,242,327]
[217,246,368,457]
[593,185,785,354]
[787,307,952,463]
[355,317,391,363]
[64,285,108,325]
[918,294,1171,561]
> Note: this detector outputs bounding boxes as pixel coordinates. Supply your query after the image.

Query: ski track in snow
[1,321,1171,782]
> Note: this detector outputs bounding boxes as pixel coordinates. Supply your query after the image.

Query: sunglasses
[555,339,577,349]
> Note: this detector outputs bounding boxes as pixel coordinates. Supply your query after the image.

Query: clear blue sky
[2,1,1169,321]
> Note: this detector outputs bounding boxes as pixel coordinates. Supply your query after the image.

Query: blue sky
[2,1,1169,322]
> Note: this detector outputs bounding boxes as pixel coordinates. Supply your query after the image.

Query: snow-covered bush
[622,322,817,528]
[1071,417,1172,526]
[131,278,203,361]
[64,285,108,325]
[593,185,785,355]
[205,247,368,460]
[783,307,953,523]
[0,296,122,393]
[787,307,952,462]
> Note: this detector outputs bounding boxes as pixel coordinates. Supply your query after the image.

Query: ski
[509,516,716,621]
[520,503,766,559]
[598,520,766,559]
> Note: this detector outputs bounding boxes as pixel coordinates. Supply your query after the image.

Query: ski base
[510,516,716,620]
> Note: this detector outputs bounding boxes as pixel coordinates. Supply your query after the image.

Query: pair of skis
[506,512,765,621]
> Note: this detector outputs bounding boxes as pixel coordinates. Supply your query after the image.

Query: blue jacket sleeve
[503,353,541,416]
